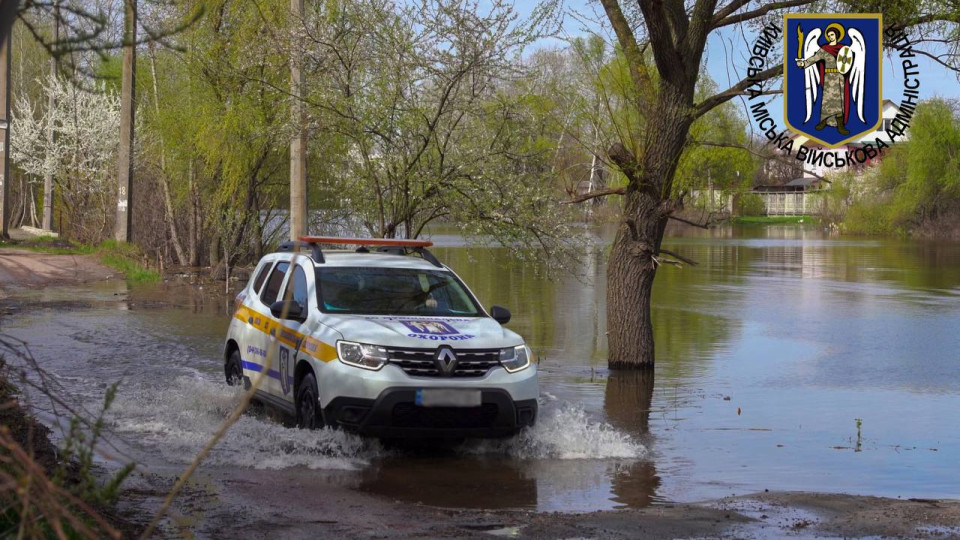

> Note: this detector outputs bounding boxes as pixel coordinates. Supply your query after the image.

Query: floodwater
[2,224,960,513]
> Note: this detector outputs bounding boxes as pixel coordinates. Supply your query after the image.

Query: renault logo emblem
[434,347,458,376]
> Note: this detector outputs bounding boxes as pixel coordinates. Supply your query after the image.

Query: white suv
[223,237,538,438]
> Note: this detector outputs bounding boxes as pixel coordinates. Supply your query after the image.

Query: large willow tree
[588,0,960,368]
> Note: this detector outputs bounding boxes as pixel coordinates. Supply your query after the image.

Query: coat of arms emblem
[784,14,882,148]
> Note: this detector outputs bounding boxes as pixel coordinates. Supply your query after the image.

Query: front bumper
[323,388,538,438]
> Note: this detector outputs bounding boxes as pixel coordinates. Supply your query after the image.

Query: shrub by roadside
[734,193,766,217]
[0,338,139,539]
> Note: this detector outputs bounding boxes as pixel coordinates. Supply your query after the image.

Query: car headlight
[337,341,388,371]
[499,345,531,373]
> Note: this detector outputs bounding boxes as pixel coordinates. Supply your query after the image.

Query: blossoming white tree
[12,77,121,240]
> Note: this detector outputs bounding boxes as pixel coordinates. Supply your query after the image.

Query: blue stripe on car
[241,359,294,385]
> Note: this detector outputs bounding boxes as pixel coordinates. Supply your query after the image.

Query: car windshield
[316,267,482,316]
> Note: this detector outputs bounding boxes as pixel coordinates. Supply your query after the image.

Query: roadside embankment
[0,368,138,538]
[0,236,161,294]
[0,247,116,291]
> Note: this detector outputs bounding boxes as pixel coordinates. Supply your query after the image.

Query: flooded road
[2,224,960,517]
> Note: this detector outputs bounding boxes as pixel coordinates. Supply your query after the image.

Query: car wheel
[296,373,323,429]
[225,349,245,387]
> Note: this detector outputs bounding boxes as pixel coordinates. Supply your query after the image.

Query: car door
[274,262,311,404]
[235,260,274,384]
[255,260,290,397]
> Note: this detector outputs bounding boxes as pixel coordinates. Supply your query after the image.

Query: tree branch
[562,187,626,204]
[907,47,959,74]
[637,0,685,82]
[658,248,699,266]
[711,0,753,26]
[597,0,653,98]
[693,65,780,119]
[694,139,827,181]
[712,0,815,29]
[687,0,720,61]
[889,12,960,29]
[668,215,709,229]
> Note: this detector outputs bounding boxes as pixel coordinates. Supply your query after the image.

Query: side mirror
[270,300,305,321]
[490,305,511,325]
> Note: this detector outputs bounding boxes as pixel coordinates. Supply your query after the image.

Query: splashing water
[109,375,644,471]
[461,404,646,460]
[109,376,378,470]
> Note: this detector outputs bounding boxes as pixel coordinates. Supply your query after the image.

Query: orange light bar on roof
[298,236,434,248]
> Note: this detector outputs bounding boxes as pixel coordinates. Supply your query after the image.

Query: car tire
[225,349,246,388]
[296,373,323,429]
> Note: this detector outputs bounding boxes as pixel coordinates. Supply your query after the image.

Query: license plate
[415,389,482,408]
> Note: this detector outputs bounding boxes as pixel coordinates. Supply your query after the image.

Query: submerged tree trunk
[606,89,693,369]
[606,232,658,369]
[605,193,666,369]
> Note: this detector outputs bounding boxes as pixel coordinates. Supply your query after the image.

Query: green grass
[95,240,162,283]
[0,236,95,255]
[730,216,820,225]
[1,238,161,283]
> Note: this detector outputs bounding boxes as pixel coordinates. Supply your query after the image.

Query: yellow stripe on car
[234,305,337,362]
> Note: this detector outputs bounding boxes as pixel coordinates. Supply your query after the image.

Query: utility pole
[114,0,136,242]
[289,0,307,241]
[0,32,11,240]
[43,5,58,231]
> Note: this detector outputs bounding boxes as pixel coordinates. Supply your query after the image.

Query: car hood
[319,314,523,349]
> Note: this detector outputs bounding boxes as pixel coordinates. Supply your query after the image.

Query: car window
[260,262,290,306]
[316,267,480,316]
[282,266,309,308]
[251,261,272,296]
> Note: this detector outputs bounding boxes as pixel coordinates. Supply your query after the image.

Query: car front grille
[386,347,500,378]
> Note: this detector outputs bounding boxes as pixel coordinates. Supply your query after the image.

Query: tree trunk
[209,235,220,267]
[28,179,39,227]
[605,192,666,369]
[187,161,199,265]
[606,88,693,370]
[149,44,188,265]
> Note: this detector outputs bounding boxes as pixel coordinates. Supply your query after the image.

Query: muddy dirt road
[0,248,116,292]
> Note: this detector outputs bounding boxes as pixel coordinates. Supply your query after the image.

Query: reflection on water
[2,224,960,510]
[359,457,539,509]
[604,371,659,508]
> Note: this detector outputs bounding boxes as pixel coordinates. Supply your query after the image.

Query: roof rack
[277,236,443,267]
